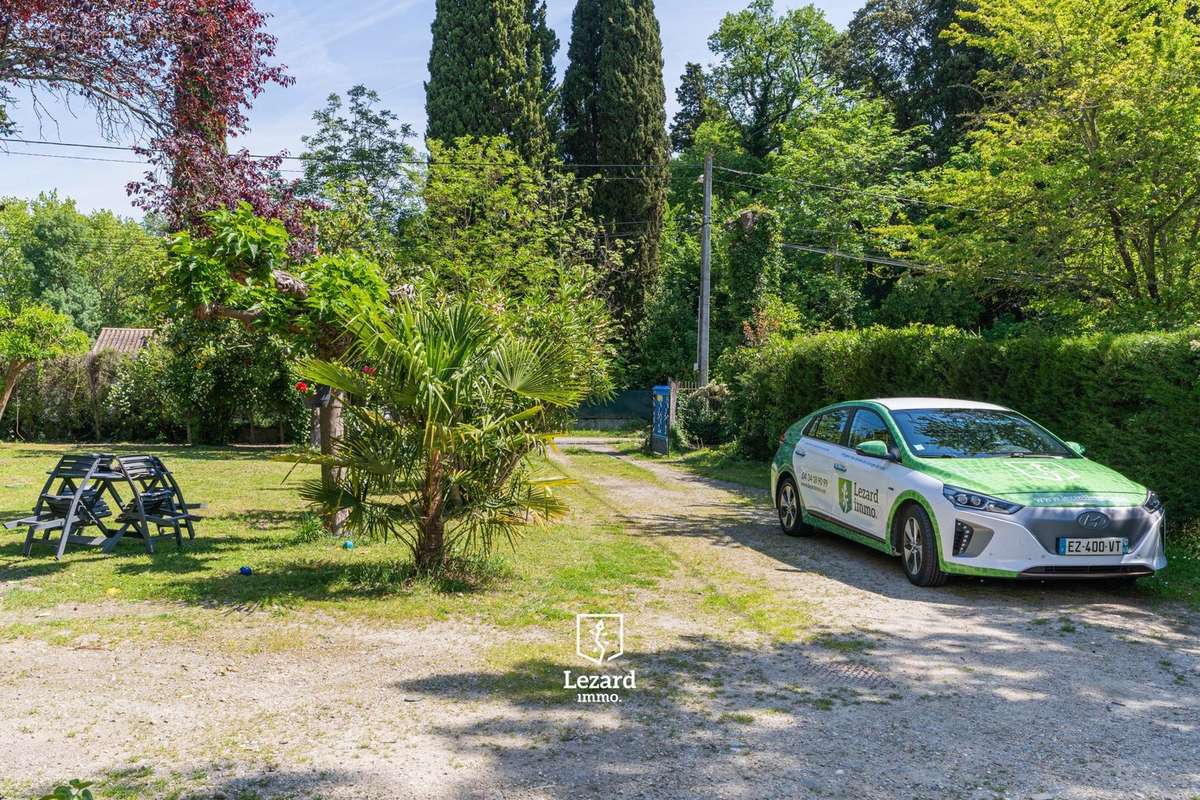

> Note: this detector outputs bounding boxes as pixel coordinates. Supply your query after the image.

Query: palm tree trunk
[416,451,446,572]
[319,388,347,536]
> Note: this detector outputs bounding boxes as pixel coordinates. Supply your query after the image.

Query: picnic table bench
[4,452,205,560]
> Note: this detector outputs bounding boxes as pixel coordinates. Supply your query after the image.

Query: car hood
[914,456,1147,508]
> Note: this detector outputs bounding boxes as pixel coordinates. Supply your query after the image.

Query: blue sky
[0,0,858,217]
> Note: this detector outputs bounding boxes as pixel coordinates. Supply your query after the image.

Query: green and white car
[771,398,1167,586]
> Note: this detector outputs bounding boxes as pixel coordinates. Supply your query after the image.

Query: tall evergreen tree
[527,0,561,144]
[425,0,548,159]
[669,62,707,153]
[561,0,669,335]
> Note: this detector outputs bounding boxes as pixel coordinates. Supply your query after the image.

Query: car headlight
[942,485,1023,514]
[1144,490,1163,514]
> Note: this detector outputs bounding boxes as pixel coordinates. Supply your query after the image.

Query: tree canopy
[0,303,88,422]
[890,0,1200,320]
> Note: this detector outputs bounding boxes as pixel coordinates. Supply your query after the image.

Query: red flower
[361,366,377,376]
[295,381,309,393]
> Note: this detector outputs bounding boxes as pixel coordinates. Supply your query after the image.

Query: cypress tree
[526,0,561,143]
[669,62,707,153]
[425,0,547,159]
[561,0,669,335]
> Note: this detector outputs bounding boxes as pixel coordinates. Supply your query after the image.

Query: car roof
[868,397,1009,412]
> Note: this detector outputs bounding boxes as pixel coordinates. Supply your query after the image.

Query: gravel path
[1,439,1197,800]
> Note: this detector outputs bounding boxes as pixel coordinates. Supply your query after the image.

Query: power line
[0,137,682,172]
[781,242,947,273]
[714,164,980,212]
[782,240,1094,287]
[0,149,146,166]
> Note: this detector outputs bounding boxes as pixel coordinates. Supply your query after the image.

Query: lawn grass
[1142,524,1200,606]
[0,442,675,640]
[604,438,769,490]
[558,445,665,485]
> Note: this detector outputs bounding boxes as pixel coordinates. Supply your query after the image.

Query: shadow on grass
[215,509,309,530]
[0,444,291,462]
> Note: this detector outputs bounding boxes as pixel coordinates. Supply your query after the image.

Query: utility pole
[698,151,712,386]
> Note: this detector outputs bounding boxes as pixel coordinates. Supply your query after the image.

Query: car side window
[807,409,850,445]
[848,409,894,450]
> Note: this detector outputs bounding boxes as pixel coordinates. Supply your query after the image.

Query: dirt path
[546,438,1200,800]
[1,440,1198,800]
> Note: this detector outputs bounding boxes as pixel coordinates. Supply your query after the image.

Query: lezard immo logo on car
[838,477,854,514]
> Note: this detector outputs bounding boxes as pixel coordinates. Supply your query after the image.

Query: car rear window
[807,409,850,445]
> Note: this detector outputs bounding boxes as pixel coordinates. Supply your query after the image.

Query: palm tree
[280,299,585,572]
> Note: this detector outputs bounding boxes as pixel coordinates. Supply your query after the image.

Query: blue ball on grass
[239,565,253,576]
[342,540,355,550]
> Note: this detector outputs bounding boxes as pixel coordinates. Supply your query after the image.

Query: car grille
[1019,505,1155,555]
[1020,565,1154,578]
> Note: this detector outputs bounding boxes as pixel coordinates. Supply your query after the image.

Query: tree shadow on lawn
[0,506,493,610]
[1,444,285,462]
[389,628,1199,800]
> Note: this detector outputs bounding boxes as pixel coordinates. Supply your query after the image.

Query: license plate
[1057,537,1129,555]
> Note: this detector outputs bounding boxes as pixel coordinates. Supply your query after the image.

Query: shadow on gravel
[392,630,1198,800]
[570,442,1191,629]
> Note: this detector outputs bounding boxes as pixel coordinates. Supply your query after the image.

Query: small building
[91,327,155,357]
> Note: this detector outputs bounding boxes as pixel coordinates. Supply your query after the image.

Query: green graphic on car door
[838,478,854,514]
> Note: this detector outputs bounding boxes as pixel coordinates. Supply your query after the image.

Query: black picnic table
[4,452,205,560]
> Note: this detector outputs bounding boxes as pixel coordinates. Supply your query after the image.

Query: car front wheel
[776,475,812,537]
[896,504,948,587]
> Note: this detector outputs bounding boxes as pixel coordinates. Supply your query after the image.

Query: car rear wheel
[896,504,948,587]
[776,476,811,537]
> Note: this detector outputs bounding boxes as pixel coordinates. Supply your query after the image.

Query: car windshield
[889,408,1075,459]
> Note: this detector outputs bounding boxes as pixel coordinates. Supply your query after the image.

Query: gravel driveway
[1,438,1197,800]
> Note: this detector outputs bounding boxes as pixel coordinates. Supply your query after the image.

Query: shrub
[676,382,732,447]
[720,326,1200,523]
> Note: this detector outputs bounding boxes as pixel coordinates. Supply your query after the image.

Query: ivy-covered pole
[699,151,713,385]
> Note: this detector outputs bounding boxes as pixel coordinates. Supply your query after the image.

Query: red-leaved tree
[0,0,305,237]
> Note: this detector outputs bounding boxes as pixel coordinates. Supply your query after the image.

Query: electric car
[770,398,1167,586]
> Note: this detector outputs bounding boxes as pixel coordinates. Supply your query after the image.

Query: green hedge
[720,326,1200,522]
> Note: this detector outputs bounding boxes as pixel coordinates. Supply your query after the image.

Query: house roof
[91,327,155,356]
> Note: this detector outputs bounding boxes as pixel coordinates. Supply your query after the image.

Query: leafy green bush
[720,326,1200,522]
[676,383,732,447]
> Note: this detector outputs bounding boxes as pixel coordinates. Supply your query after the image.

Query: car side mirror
[1065,441,1086,456]
[856,440,892,459]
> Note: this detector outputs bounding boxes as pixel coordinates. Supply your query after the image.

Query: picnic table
[4,452,205,560]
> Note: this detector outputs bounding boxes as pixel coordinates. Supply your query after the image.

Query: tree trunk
[416,517,445,573]
[415,451,446,572]
[0,360,28,430]
[318,389,347,536]
[1107,205,1141,298]
[86,355,103,441]
[309,408,320,447]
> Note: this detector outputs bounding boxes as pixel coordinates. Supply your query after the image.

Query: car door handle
[833,463,847,473]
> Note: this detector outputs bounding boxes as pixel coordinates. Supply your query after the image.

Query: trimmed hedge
[720,326,1200,523]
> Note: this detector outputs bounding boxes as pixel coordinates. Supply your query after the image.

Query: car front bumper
[938,502,1167,578]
